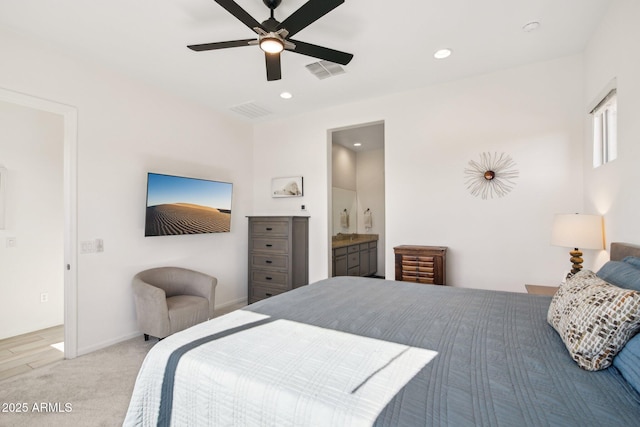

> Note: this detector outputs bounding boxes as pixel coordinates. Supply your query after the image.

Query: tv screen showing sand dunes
[145,173,233,237]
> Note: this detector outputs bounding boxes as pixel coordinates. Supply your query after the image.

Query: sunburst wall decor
[464,152,519,199]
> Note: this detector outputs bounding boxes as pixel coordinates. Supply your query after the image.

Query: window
[591,89,617,168]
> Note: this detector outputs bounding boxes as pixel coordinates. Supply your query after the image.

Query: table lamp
[551,213,604,277]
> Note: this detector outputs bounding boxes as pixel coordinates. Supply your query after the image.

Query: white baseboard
[76,298,248,357]
[214,297,248,311]
[76,331,142,357]
[73,298,247,356]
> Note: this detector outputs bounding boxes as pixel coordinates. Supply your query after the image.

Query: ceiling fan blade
[288,39,353,65]
[278,0,344,37]
[214,0,263,32]
[265,52,282,81]
[188,39,255,51]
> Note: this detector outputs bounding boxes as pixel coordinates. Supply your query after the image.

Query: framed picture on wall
[272,176,303,198]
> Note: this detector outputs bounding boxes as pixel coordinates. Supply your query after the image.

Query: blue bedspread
[248,277,640,426]
[125,277,640,426]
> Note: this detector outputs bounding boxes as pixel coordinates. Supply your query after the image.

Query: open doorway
[0,88,78,360]
[328,121,385,278]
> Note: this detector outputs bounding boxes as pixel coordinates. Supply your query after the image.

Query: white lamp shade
[551,213,604,250]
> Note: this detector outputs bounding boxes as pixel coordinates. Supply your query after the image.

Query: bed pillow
[613,333,640,393]
[547,270,640,371]
[622,256,640,270]
[596,260,640,292]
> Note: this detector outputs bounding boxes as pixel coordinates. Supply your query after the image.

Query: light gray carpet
[0,336,155,427]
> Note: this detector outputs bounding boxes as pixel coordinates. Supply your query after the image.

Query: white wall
[584,0,640,263]
[0,101,64,339]
[253,55,585,291]
[0,28,253,354]
[332,144,357,190]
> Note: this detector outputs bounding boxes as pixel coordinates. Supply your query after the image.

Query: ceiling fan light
[260,37,284,54]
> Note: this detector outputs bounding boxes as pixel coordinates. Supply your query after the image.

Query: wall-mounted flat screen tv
[145,172,233,237]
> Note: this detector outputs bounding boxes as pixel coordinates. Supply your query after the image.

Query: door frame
[327,120,386,278]
[0,87,78,359]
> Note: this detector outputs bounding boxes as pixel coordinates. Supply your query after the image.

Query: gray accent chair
[132,267,217,341]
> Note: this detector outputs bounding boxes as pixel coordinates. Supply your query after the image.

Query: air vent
[229,101,273,119]
[305,60,345,79]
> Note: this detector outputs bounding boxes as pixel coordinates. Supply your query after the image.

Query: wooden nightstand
[394,245,447,285]
[525,284,560,296]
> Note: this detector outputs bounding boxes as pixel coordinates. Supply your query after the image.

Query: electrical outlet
[40,293,48,303]
[6,237,17,248]
[81,239,104,253]
[80,241,94,254]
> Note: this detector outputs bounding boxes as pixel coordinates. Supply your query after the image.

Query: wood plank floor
[0,303,247,382]
[0,325,64,381]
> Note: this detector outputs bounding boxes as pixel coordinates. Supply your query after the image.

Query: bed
[124,243,640,426]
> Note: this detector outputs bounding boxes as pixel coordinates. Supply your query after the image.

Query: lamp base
[569,248,584,276]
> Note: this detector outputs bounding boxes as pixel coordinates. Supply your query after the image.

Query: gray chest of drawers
[247,216,309,304]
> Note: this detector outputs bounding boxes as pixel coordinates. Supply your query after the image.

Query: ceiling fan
[188,0,354,81]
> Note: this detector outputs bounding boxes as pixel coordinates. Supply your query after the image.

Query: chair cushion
[167,295,209,335]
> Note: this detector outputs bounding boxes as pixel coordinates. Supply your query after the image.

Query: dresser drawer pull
[265,244,273,247]
[265,277,273,280]
[266,227,273,231]
[265,260,273,264]
[265,293,273,297]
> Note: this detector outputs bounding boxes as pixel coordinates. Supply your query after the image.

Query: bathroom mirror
[332,187,357,234]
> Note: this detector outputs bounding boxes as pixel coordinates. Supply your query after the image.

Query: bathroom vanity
[331,234,378,277]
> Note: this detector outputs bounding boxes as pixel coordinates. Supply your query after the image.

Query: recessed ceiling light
[522,21,541,32]
[353,143,362,147]
[434,48,452,59]
[280,92,293,99]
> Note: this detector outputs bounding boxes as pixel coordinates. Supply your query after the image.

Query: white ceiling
[332,122,384,152]
[0,0,612,122]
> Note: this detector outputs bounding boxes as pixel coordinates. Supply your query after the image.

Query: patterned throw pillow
[547,270,640,371]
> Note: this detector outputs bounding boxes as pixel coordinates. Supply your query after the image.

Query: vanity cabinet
[332,240,377,277]
[333,247,349,276]
[394,245,447,285]
[347,245,360,276]
[248,216,309,304]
